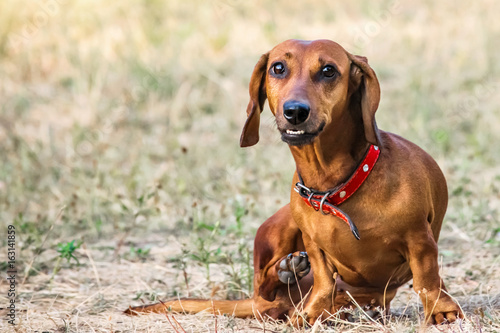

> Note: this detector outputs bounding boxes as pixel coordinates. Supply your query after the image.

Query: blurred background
[0,0,499,331]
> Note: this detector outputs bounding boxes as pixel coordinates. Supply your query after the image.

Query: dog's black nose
[283,101,310,125]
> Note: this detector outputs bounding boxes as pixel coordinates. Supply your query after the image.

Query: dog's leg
[252,205,314,319]
[333,278,398,321]
[406,227,463,324]
[289,232,336,326]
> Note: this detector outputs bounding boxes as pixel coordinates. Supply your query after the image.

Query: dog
[125,39,463,326]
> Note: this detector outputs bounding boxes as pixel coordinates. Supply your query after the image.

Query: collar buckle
[294,182,313,196]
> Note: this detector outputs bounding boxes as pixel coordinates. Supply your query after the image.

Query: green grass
[0,0,499,331]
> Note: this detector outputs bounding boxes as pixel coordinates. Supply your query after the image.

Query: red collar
[294,144,380,240]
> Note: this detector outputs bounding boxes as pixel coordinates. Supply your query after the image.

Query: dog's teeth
[286,130,305,135]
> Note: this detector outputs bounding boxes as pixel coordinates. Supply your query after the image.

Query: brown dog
[125,39,463,325]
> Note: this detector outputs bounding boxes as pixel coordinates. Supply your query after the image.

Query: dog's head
[240,39,381,148]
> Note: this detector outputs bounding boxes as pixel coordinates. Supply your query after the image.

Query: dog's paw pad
[277,251,310,284]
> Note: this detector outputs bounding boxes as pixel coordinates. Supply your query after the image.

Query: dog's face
[266,40,352,146]
[240,39,381,148]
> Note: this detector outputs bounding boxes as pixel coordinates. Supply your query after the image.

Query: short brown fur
[125,39,463,326]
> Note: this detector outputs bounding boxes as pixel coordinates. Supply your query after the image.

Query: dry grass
[0,0,499,331]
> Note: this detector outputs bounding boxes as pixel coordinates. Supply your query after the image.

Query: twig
[251,303,267,332]
[158,298,169,311]
[310,317,323,333]
[21,206,65,285]
[171,315,187,333]
[165,315,180,333]
[212,299,218,333]
[426,278,443,324]
[82,243,101,288]
[183,269,190,297]
[442,289,467,322]
[21,216,57,285]
[291,256,304,303]
[382,269,396,325]
[286,278,310,326]
[476,315,483,333]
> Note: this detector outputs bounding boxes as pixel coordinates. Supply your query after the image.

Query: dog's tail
[124,298,257,318]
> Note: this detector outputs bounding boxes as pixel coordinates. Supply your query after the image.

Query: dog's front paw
[428,306,463,324]
[278,251,311,284]
[423,293,464,324]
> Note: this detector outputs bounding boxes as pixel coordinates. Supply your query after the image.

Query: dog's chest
[291,199,406,286]
[290,197,366,244]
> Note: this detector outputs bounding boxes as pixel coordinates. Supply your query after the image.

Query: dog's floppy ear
[347,53,382,147]
[240,53,269,147]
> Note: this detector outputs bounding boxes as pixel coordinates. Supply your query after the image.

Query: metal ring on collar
[308,192,319,211]
[319,191,331,215]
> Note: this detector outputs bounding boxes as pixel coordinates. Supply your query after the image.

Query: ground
[0,0,499,332]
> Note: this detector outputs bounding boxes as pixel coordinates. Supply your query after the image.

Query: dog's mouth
[280,122,326,146]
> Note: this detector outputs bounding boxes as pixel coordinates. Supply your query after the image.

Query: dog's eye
[322,65,337,78]
[272,62,286,75]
